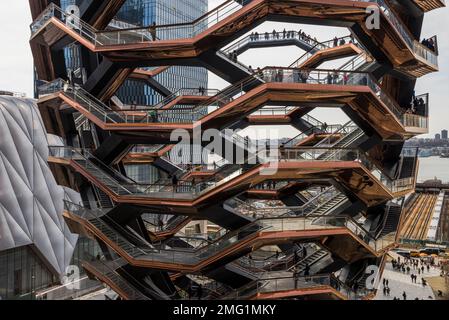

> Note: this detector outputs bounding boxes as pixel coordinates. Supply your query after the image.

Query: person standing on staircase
[149,22,157,41]
[171,175,179,192]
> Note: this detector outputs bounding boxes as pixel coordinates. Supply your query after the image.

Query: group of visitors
[259,67,355,87]
[392,256,433,276]
[382,278,391,296]
[198,86,207,95]
[249,29,317,44]
[228,50,239,62]
[386,255,447,300]
[326,71,346,85]
[254,181,279,190]
[406,92,426,115]
[421,38,436,52]
[332,34,356,48]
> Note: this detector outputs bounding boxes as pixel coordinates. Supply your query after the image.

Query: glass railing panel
[65,199,391,270]
[31,3,100,44]
[225,273,367,300]
[94,0,244,44]
[223,30,326,59]
[289,35,358,68]
[41,68,414,131]
[413,41,438,66]
[52,140,415,201]
[32,1,438,69]
[402,114,428,129]
[31,1,245,44]
[249,106,298,116]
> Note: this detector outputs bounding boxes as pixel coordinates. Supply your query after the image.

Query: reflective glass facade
[0,246,56,300]
[115,0,209,105]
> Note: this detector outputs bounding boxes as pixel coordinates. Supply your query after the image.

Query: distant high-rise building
[436,133,441,140]
[442,130,448,140]
[115,0,208,106]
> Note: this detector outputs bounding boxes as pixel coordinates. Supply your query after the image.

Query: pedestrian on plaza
[386,279,389,287]
[386,287,391,296]
[422,278,427,287]
[421,266,425,273]
[402,291,407,300]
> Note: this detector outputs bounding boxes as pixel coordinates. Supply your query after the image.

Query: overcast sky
[0,1,447,138]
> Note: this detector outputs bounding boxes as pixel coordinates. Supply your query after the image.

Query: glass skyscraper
[115,0,209,106]
[60,0,208,106]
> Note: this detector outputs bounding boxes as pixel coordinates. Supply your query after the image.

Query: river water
[417,156,449,183]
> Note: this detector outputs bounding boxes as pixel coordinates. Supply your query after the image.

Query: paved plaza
[375,256,442,300]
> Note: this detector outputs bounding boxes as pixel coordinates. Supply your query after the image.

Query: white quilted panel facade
[0,95,79,278]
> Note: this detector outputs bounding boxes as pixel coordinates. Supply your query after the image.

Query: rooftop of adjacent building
[0,90,26,98]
